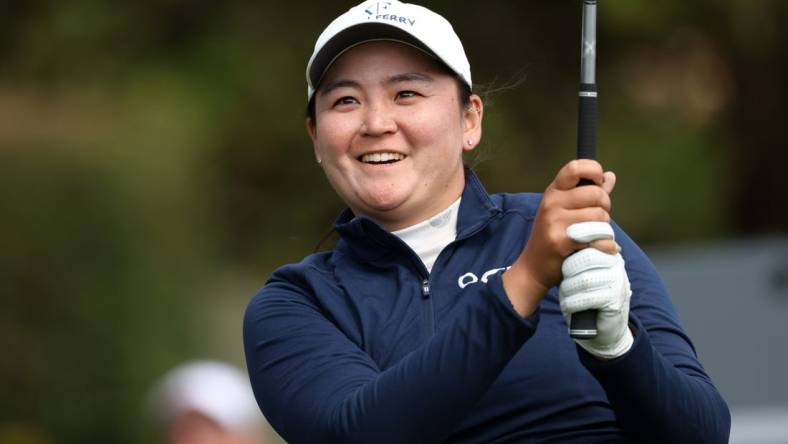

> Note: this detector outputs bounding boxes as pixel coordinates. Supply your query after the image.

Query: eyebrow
[386,72,434,84]
[318,72,434,96]
[319,79,360,97]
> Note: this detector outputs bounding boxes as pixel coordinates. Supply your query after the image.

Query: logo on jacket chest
[457,266,511,289]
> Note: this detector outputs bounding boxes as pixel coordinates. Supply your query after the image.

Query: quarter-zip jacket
[243,170,730,444]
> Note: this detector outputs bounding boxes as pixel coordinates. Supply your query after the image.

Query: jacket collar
[334,169,500,263]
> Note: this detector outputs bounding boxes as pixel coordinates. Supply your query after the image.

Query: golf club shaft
[570,0,599,340]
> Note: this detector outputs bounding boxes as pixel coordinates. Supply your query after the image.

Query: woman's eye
[396,90,419,100]
[334,96,358,106]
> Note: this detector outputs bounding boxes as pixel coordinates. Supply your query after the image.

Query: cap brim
[308,22,437,93]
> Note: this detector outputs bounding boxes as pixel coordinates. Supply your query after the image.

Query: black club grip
[576,83,597,160]
[571,82,599,340]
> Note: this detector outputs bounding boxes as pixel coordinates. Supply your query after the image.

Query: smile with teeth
[359,152,406,164]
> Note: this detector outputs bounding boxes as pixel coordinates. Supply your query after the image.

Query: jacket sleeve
[243,266,537,444]
[579,223,731,443]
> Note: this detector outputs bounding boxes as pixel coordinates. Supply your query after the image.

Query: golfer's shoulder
[491,191,543,220]
[249,251,339,305]
[268,251,337,288]
[243,253,343,339]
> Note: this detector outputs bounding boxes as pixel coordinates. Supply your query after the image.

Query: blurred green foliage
[1,0,786,442]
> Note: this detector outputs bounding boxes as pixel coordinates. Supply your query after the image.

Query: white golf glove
[560,222,633,360]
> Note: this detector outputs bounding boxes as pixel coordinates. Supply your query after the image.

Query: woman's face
[307,41,483,230]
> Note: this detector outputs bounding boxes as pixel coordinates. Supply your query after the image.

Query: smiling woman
[307,41,481,230]
[242,1,730,443]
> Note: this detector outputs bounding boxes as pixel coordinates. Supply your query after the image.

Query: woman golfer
[243,1,730,442]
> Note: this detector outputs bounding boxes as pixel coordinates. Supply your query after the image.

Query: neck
[392,197,462,272]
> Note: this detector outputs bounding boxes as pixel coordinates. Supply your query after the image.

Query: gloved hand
[560,221,633,360]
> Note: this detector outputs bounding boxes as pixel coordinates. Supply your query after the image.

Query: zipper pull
[421,279,430,298]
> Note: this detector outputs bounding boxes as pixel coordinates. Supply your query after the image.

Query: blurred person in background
[147,360,273,444]
[243,1,730,442]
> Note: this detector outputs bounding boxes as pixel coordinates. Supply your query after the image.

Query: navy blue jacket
[243,170,730,443]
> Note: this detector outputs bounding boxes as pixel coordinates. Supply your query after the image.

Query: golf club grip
[570,82,599,340]
[577,83,597,160]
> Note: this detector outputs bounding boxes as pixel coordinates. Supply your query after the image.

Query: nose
[361,101,397,136]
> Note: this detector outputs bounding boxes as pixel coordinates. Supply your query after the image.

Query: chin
[363,194,407,213]
[355,180,412,210]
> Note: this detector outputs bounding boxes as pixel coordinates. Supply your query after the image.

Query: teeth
[361,152,405,163]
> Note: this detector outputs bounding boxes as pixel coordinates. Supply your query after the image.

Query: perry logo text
[364,2,416,26]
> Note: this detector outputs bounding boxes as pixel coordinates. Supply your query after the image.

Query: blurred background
[1,0,786,443]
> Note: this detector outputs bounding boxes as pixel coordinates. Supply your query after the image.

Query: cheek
[316,115,358,154]
[408,105,464,148]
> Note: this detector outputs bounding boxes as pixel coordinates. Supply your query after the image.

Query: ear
[462,94,483,151]
[306,117,321,164]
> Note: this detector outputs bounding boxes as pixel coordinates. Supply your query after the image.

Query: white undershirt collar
[391,197,461,273]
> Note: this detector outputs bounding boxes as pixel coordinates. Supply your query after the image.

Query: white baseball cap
[306,0,472,99]
[147,360,266,433]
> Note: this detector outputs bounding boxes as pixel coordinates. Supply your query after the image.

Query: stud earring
[467,140,473,146]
